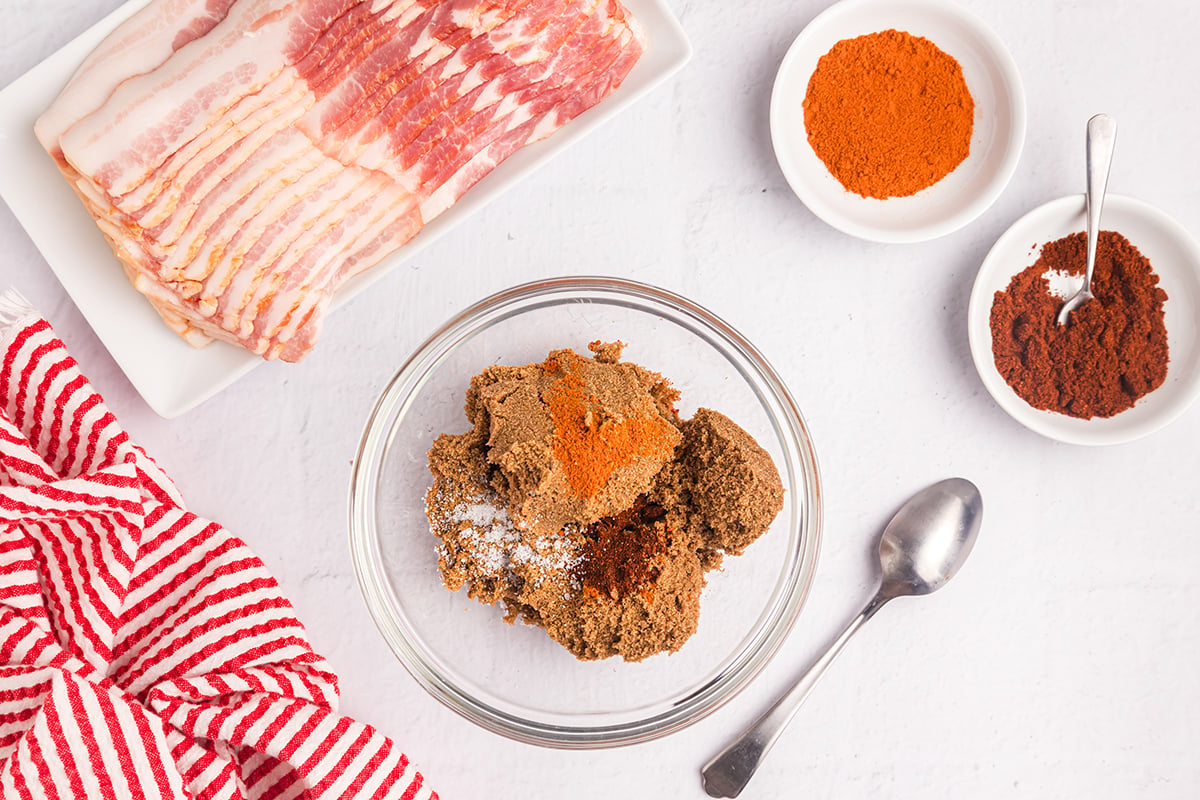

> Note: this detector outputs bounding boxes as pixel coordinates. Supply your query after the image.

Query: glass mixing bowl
[349,276,821,747]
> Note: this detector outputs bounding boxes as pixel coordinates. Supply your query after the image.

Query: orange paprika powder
[542,349,678,499]
[803,29,974,199]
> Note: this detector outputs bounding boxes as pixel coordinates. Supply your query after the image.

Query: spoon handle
[1082,113,1117,293]
[700,592,892,798]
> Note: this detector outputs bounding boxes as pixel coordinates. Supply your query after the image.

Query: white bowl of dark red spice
[968,195,1200,445]
[770,0,1025,243]
[349,276,822,747]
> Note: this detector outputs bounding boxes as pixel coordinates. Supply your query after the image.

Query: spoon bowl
[701,477,983,798]
[878,477,983,597]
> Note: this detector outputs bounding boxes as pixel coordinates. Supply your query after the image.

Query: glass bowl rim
[348,275,823,748]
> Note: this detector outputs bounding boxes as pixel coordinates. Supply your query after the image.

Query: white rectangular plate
[0,0,690,418]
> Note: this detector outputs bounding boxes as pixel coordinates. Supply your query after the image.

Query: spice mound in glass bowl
[349,277,821,747]
[425,342,784,663]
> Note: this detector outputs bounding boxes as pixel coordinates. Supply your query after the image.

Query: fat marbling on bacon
[36,0,646,361]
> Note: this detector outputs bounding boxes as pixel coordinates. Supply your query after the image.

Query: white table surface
[4,1,1199,797]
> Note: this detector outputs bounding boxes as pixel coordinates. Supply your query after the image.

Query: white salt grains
[430,491,581,591]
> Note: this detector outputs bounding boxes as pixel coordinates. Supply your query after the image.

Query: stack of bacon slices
[35,0,646,361]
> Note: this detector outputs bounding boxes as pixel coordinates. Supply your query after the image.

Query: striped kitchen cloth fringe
[0,288,437,799]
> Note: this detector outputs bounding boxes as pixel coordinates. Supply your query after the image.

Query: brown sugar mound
[673,408,785,556]
[425,343,785,662]
[463,342,681,534]
[544,511,706,662]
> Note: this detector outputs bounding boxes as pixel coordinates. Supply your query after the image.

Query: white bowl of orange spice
[770,0,1026,242]
[968,195,1200,445]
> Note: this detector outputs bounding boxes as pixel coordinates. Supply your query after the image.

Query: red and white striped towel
[0,290,436,799]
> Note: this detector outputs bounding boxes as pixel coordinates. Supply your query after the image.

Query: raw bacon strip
[59,0,302,193]
[225,170,391,332]
[329,0,603,194]
[190,155,343,295]
[34,0,240,163]
[256,182,422,340]
[321,0,566,173]
[307,0,543,126]
[152,123,322,271]
[401,0,618,186]
[117,72,311,227]
[421,17,637,217]
[294,0,423,98]
[37,0,646,362]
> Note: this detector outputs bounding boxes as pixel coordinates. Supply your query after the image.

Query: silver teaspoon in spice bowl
[1057,113,1118,326]
[700,478,984,798]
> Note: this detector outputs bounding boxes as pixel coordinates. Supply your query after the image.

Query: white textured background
[4,1,1200,797]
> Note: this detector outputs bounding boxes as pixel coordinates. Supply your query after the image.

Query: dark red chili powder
[576,496,668,598]
[989,230,1169,419]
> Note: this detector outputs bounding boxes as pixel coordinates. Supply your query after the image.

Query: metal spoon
[1056,113,1118,326]
[700,477,984,798]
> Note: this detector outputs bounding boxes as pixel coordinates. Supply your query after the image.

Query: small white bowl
[967,194,1200,445]
[770,0,1026,243]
